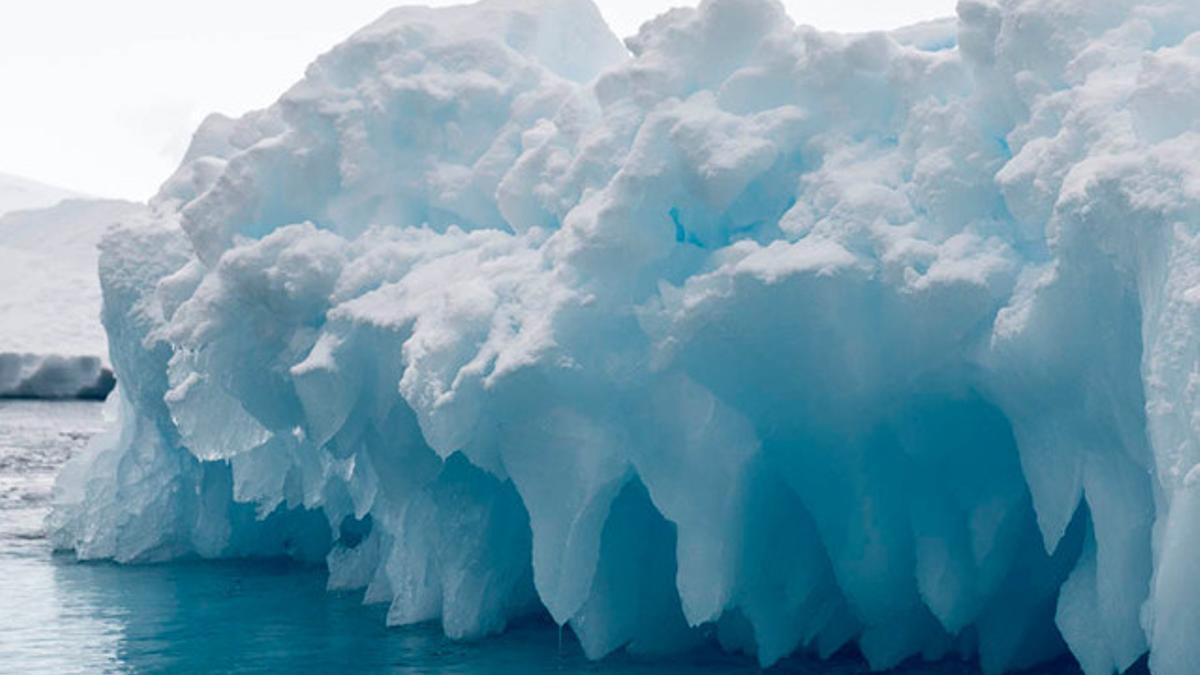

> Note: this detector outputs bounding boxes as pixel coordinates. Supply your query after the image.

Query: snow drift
[0,198,145,398]
[49,0,1200,672]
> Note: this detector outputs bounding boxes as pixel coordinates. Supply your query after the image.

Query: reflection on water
[0,400,121,672]
[39,557,786,674]
[0,400,1085,674]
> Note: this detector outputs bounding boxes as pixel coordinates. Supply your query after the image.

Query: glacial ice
[48,0,1200,672]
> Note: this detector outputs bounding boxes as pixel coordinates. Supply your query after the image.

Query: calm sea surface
[0,400,1085,674]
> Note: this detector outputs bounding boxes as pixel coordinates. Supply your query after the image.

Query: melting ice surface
[47,0,1200,673]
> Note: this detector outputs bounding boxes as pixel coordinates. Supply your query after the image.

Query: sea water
[0,400,1081,674]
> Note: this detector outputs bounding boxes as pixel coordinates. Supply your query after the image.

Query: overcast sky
[0,0,956,201]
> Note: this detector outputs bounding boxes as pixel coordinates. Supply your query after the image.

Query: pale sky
[0,0,956,201]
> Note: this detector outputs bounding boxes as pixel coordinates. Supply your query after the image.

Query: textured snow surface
[49,0,1200,672]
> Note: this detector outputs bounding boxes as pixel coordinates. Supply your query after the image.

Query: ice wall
[49,0,1200,672]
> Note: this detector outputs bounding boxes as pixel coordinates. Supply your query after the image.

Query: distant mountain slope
[0,172,84,218]
[0,197,148,398]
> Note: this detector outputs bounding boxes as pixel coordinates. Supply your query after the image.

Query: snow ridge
[0,172,82,218]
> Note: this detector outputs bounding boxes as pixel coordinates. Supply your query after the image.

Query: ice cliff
[49,0,1200,672]
[0,198,143,398]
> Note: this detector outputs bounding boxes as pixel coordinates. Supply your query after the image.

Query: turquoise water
[0,400,1085,674]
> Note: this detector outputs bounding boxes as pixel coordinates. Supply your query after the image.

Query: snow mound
[0,198,147,398]
[49,0,1200,673]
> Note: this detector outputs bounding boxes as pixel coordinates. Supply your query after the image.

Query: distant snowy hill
[0,172,83,218]
[0,196,147,398]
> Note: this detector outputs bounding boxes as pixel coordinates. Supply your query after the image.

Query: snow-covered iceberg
[0,198,145,398]
[49,0,1200,672]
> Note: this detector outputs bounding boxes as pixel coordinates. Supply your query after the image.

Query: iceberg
[49,0,1200,672]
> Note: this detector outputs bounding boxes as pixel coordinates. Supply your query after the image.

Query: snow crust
[0,198,145,398]
[49,0,1200,672]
